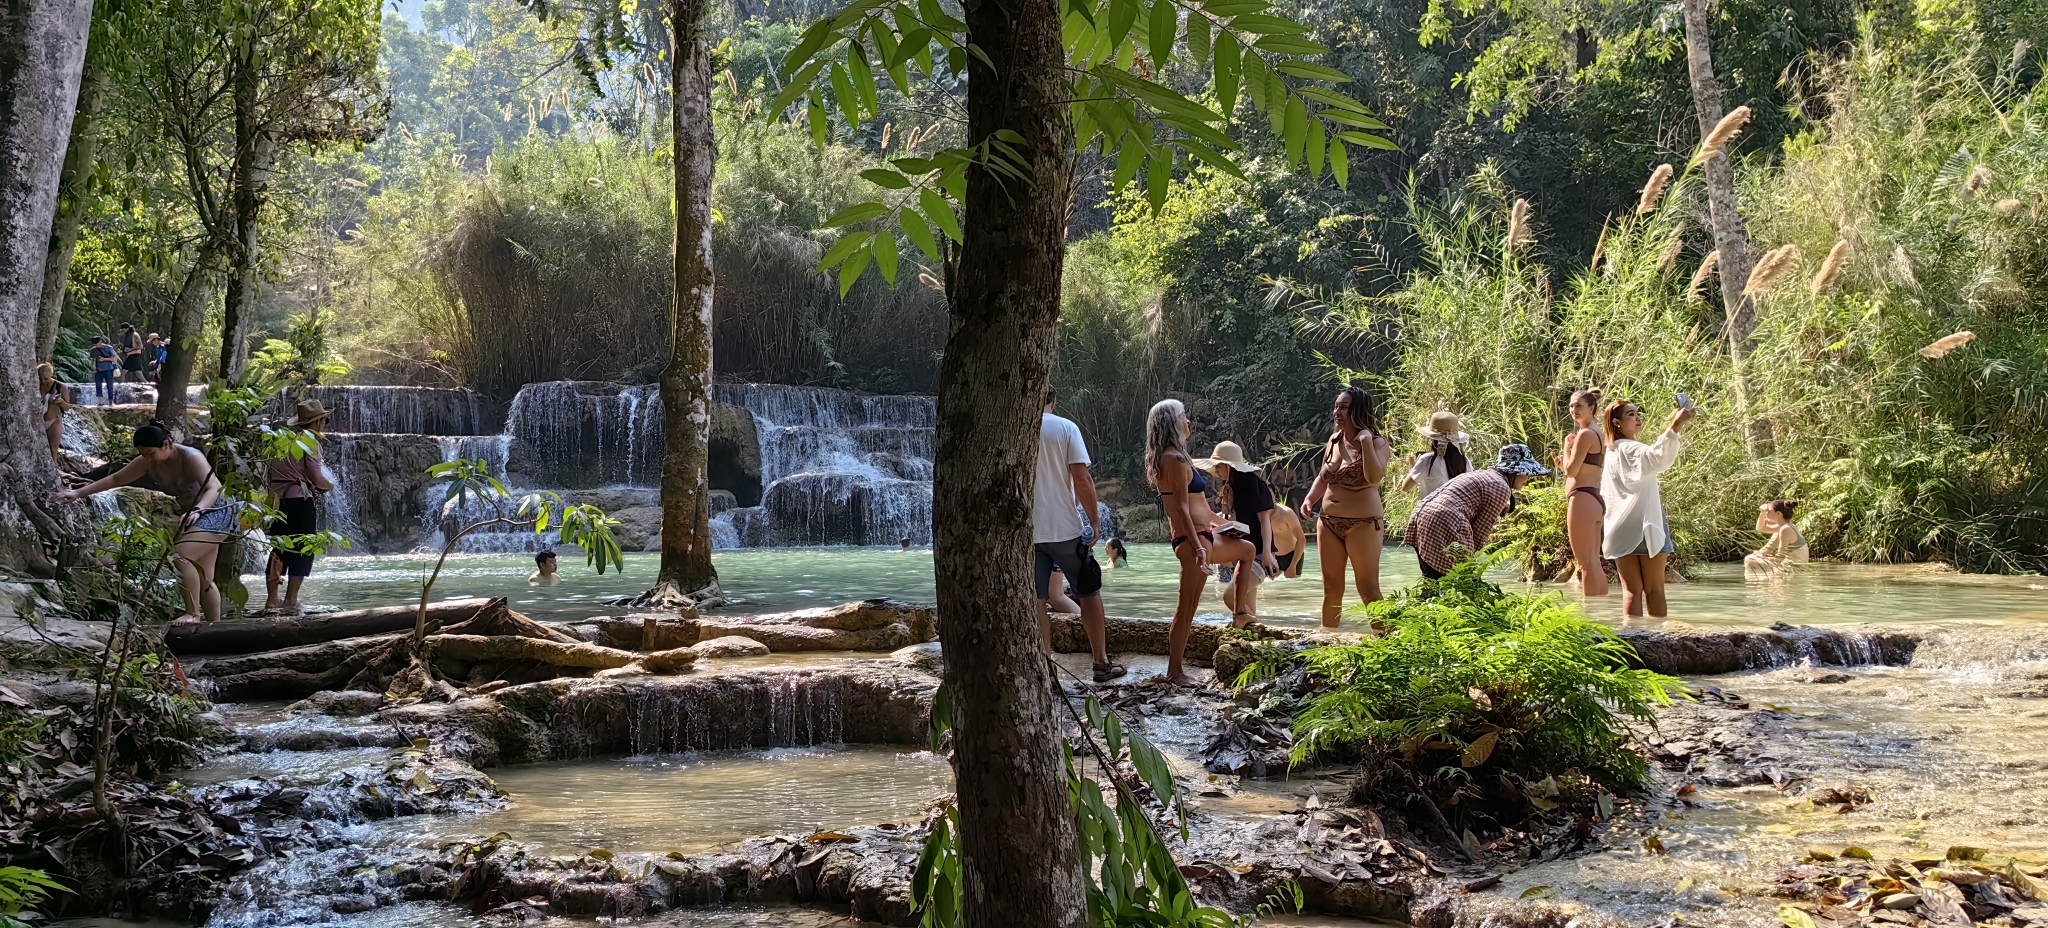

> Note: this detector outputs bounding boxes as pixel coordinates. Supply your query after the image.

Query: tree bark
[937,0,1087,920]
[155,248,218,426]
[652,0,719,598]
[0,0,96,579]
[1679,0,1770,453]
[217,55,265,385]
[38,54,103,363]
[165,597,502,655]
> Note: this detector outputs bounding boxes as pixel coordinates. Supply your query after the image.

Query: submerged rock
[890,642,944,674]
[696,635,772,658]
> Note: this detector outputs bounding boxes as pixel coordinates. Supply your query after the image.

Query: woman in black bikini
[54,424,233,623]
[37,363,69,465]
[1297,386,1391,627]
[1147,399,1253,685]
[1556,388,1610,597]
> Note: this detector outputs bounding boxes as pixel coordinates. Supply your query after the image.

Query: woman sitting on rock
[55,423,234,624]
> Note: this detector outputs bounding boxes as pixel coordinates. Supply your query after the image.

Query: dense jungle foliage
[47,0,2046,568]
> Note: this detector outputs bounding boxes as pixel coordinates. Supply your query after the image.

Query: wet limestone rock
[694,635,771,659]
[696,599,934,652]
[289,690,387,717]
[1617,624,1918,675]
[891,642,944,674]
[640,646,701,674]
[608,507,663,551]
[323,434,447,552]
[709,400,764,506]
[587,613,700,651]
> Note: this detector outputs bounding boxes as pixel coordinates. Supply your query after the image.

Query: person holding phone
[1599,395,1697,619]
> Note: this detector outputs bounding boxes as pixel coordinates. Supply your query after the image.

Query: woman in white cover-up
[1600,398,1697,618]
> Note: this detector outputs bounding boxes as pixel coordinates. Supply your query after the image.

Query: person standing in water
[1198,441,1281,627]
[528,550,562,585]
[1556,389,1610,597]
[1035,388,1123,682]
[1405,444,1550,579]
[1148,399,1254,684]
[55,424,232,623]
[1745,500,1808,578]
[1297,386,1391,627]
[262,400,336,614]
[1600,397,1697,618]
[1398,410,1470,500]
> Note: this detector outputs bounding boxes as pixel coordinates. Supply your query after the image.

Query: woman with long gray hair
[1146,398,1252,685]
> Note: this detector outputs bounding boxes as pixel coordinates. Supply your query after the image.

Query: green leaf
[872,231,899,284]
[1276,60,1351,82]
[1200,0,1269,13]
[1252,34,1327,55]
[1109,0,1139,49]
[1330,137,1348,188]
[781,19,839,77]
[1147,0,1177,66]
[768,60,827,118]
[1282,93,1307,165]
[1145,150,1170,211]
[1305,112,1325,177]
[1337,130,1398,150]
[1298,85,1371,113]
[807,93,829,147]
[823,201,890,227]
[829,63,861,126]
[1318,108,1390,130]
[1214,31,1240,115]
[1267,70,1288,130]
[817,231,872,271]
[921,187,963,241]
[1112,134,1146,190]
[839,247,874,296]
[1127,731,1177,805]
[847,45,881,117]
[1176,139,1246,179]
[1185,12,1211,66]
[900,208,940,260]
[1226,12,1308,33]
[860,168,913,189]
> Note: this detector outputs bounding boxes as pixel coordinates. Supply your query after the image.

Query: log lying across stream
[167,599,502,655]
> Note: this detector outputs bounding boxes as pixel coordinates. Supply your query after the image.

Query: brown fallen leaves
[1772,846,2048,928]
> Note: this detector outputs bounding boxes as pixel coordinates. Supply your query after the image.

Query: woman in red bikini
[1556,388,1610,597]
[1296,386,1391,627]
[1147,398,1254,685]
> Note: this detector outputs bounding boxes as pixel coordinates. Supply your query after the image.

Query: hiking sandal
[1092,661,1129,683]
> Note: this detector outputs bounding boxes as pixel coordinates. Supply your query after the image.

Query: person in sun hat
[261,398,336,615]
[1398,409,1472,501]
[1402,443,1549,581]
[1194,440,1289,626]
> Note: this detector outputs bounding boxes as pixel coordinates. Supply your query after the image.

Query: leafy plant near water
[914,681,1276,927]
[1244,559,1683,831]
[0,867,67,925]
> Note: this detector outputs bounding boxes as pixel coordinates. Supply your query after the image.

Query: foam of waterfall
[417,435,533,552]
[504,381,663,489]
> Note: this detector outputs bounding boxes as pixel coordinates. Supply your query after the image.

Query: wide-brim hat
[1193,440,1261,473]
[1493,443,1550,476]
[1416,410,1471,445]
[288,399,331,427]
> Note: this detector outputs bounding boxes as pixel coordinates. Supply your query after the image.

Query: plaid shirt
[1402,469,1511,573]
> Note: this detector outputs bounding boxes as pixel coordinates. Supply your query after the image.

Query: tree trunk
[38,54,103,363]
[156,250,218,426]
[1679,0,1771,453]
[652,0,719,599]
[0,0,96,579]
[937,0,1087,920]
[218,59,263,385]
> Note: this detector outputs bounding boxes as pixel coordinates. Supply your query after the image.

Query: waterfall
[503,381,663,489]
[708,384,936,548]
[292,386,499,435]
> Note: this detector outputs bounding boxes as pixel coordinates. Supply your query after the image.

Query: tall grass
[1304,31,2048,571]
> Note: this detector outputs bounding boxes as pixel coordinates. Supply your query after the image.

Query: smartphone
[1674,391,1695,410]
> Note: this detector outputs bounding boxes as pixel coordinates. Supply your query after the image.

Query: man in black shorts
[1034,389,1124,682]
[117,324,145,383]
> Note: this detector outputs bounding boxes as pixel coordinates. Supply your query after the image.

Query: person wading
[1297,386,1392,627]
[1035,388,1124,682]
[1404,444,1551,579]
[1399,410,1471,501]
[1600,397,1697,618]
[1147,398,1255,684]
[1197,440,1281,627]
[1556,389,1611,597]
[55,424,234,623]
[262,399,336,614]
[118,323,145,383]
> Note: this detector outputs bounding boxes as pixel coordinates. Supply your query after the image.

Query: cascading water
[710,384,936,547]
[291,386,500,436]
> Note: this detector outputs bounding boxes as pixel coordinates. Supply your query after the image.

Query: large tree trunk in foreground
[1679,0,1770,454]
[650,0,719,602]
[38,55,103,363]
[936,0,1087,920]
[0,0,95,579]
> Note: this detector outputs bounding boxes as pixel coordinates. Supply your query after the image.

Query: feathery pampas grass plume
[1918,331,1976,358]
[1994,198,2022,215]
[1695,106,1752,163]
[1637,164,1675,214]
[1507,199,1535,247]
[1687,250,1720,302]
[1966,165,1991,194]
[1742,244,1799,298]
[1590,223,1609,274]
[1810,240,1850,294]
[1659,237,1684,272]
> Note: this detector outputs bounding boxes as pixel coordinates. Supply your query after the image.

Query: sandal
[1092,661,1129,683]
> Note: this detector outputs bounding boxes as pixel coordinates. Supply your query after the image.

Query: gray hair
[1143,398,1191,488]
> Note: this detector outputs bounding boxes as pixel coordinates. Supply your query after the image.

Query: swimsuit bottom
[1570,485,1606,510]
[1319,514,1384,542]
[1170,529,1216,549]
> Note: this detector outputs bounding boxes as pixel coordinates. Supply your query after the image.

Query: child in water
[1744,500,1809,578]
[528,550,562,585]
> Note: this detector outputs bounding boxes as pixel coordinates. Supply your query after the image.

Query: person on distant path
[1556,389,1611,597]
[1405,444,1549,580]
[54,423,231,624]
[146,333,166,383]
[262,400,336,615]
[1745,500,1808,578]
[38,364,69,466]
[1398,410,1470,501]
[529,550,562,585]
[1036,388,1124,682]
[118,324,145,383]
[87,336,117,405]
[1198,441,1281,627]
[1147,398,1255,685]
[1600,397,1697,618]
[1297,386,1392,627]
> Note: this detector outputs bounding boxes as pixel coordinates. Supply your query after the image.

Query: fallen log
[426,635,639,670]
[168,598,504,656]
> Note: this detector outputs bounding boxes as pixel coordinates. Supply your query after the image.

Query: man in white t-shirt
[1035,388,1124,682]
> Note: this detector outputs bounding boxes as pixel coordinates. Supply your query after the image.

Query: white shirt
[1406,452,1453,499]
[1600,430,1682,558]
[1033,412,1092,544]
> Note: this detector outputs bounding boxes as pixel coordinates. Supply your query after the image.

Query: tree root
[611,578,725,611]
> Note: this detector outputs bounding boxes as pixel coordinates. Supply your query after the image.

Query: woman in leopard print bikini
[1296,386,1391,627]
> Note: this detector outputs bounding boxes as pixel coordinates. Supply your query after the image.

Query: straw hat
[1415,410,1471,445]
[288,398,331,427]
[1193,440,1261,473]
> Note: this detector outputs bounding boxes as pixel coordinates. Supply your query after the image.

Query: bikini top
[1325,439,1378,491]
[1156,458,1209,499]
[1582,450,1606,467]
